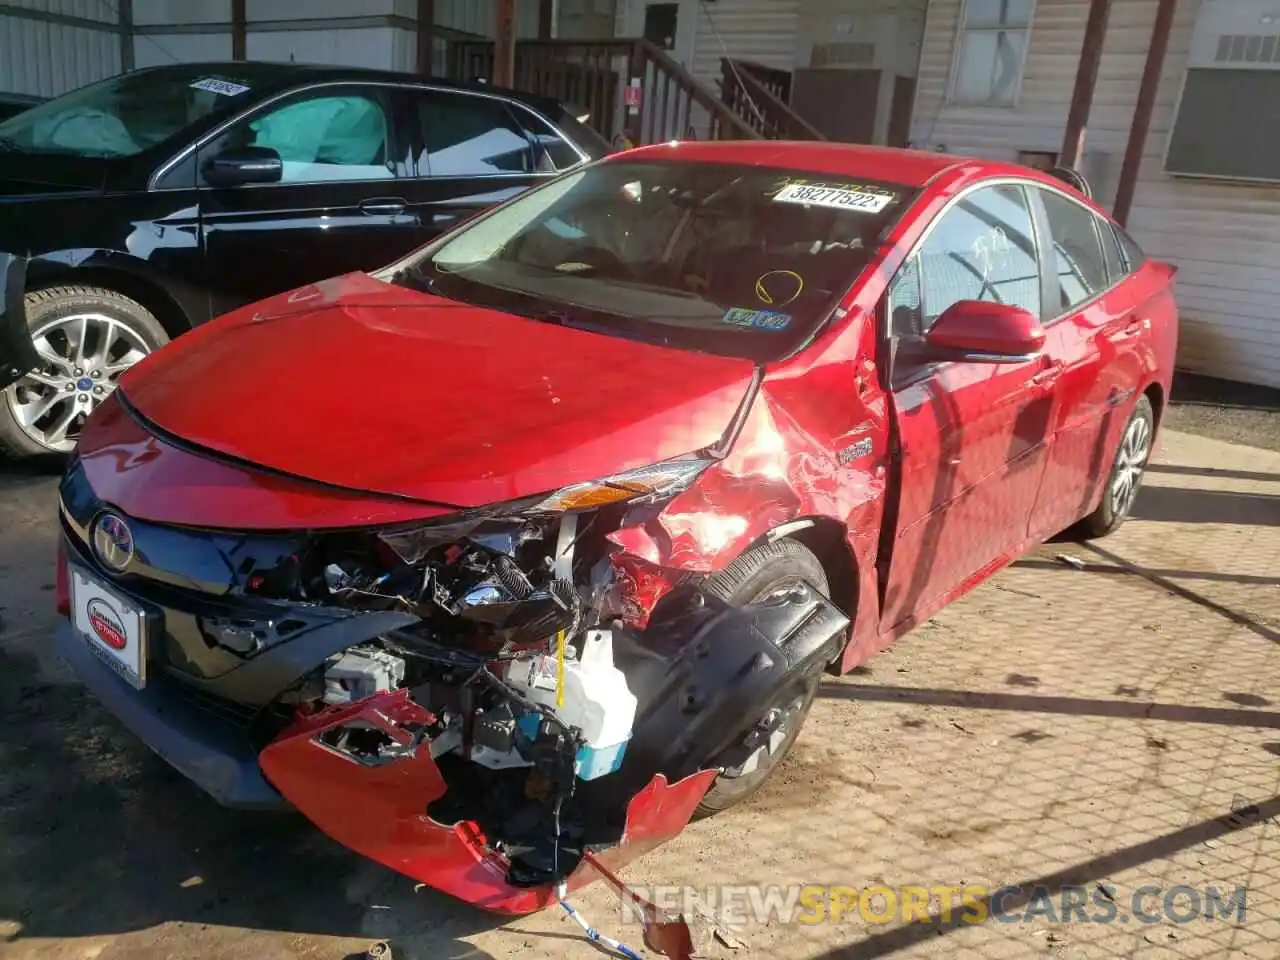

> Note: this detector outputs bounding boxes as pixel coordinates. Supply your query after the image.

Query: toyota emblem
[93,513,135,572]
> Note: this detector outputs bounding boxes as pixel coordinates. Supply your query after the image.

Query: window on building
[1037,188,1109,312]
[1165,2,1280,183]
[950,0,1036,106]
[889,183,1041,337]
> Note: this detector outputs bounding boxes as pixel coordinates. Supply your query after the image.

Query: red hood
[118,273,756,508]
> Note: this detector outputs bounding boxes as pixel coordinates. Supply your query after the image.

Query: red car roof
[612,139,969,188]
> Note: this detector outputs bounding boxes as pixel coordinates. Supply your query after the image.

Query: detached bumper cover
[53,618,288,810]
[259,689,718,915]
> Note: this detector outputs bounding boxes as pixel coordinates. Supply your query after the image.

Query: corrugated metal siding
[6,0,114,22]
[0,14,120,95]
[434,0,541,38]
[132,0,229,24]
[691,0,800,91]
[246,27,400,68]
[133,31,232,68]
[912,0,1280,389]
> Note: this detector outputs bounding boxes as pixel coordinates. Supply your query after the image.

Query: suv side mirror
[925,300,1046,361]
[203,146,283,187]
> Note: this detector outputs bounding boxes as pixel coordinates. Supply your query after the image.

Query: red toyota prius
[43,140,1177,913]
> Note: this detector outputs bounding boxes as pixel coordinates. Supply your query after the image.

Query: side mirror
[925,300,1046,361]
[203,146,283,187]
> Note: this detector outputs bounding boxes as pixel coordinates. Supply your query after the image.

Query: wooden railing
[719,58,826,141]
[446,37,761,146]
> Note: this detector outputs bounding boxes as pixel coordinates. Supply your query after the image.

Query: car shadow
[0,636,509,958]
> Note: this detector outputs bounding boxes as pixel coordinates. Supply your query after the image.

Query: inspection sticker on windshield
[773,182,894,213]
[724,307,792,331]
[190,77,251,97]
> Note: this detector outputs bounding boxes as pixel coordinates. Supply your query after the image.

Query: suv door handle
[358,197,407,215]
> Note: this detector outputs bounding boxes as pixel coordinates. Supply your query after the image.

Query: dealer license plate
[71,570,147,690]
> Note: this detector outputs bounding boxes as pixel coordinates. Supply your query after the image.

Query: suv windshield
[0,66,272,158]
[398,159,914,362]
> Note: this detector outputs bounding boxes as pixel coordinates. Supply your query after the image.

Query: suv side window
[890,183,1041,337]
[412,90,534,177]
[1037,188,1110,312]
[199,87,398,186]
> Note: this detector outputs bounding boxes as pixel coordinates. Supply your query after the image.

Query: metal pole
[1059,0,1113,170]
[494,0,517,87]
[1113,0,1177,226]
[417,0,435,74]
[231,0,246,60]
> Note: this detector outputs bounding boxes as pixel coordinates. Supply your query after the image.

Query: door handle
[358,197,407,215]
[1110,315,1147,340]
[1025,361,1063,389]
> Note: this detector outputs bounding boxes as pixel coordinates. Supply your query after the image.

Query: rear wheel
[1078,394,1154,538]
[0,286,168,459]
[692,539,830,817]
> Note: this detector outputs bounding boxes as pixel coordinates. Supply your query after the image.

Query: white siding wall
[132,32,233,69]
[689,0,800,92]
[912,0,1280,389]
[0,11,120,96]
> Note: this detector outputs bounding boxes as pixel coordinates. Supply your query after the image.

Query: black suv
[0,62,608,458]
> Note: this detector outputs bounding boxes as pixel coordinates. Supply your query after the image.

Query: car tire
[0,285,169,460]
[692,538,830,818]
[1078,393,1155,539]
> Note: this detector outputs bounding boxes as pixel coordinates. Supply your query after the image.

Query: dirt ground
[1,417,1277,960]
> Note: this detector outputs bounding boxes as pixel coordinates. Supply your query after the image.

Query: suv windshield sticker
[771,182,896,214]
[723,307,792,331]
[189,78,251,97]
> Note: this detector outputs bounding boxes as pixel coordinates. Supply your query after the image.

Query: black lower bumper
[54,618,290,810]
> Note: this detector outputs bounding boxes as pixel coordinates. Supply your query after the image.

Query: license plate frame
[71,569,148,690]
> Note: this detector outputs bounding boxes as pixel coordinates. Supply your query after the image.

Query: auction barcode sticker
[190,78,251,97]
[773,182,894,213]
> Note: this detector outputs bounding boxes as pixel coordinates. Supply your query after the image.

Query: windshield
[397,159,914,362]
[0,67,266,158]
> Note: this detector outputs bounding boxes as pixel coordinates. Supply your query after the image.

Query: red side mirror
[925,300,1046,360]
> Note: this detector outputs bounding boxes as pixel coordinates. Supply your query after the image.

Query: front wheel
[1078,394,1154,538]
[692,539,831,818]
[0,285,169,459]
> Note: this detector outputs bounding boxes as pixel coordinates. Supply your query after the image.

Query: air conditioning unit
[1165,0,1280,182]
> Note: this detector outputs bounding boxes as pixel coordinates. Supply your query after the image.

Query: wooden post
[493,0,517,87]
[417,0,435,75]
[231,0,246,60]
[1059,0,1113,170]
[1113,0,1177,227]
[538,0,554,39]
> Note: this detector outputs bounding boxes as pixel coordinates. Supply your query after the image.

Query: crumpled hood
[117,272,757,508]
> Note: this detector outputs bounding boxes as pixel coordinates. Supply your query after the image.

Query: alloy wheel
[4,312,151,452]
[1110,413,1151,517]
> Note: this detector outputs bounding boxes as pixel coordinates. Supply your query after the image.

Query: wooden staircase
[444,37,821,148]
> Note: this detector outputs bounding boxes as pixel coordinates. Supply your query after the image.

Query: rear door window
[510,104,585,172]
[1036,188,1110,312]
[411,90,534,177]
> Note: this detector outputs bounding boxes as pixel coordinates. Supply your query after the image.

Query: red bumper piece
[259,689,716,915]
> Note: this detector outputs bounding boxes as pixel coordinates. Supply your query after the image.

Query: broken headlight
[525,457,715,513]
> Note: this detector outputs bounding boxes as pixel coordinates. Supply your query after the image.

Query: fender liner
[0,253,38,391]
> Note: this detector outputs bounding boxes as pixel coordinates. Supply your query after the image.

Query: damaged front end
[249,464,849,907]
[59,451,849,912]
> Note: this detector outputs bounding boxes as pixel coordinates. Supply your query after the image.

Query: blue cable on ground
[556,886,645,960]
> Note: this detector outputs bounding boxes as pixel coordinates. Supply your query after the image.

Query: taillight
[55,540,70,618]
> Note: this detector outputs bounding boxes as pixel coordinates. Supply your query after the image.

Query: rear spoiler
[0,253,39,391]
